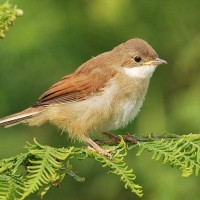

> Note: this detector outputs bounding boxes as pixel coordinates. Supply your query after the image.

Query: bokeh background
[0,0,200,199]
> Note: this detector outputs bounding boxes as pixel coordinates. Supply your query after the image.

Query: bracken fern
[1,134,200,199]
[20,139,75,199]
[83,137,143,197]
[0,174,24,200]
[134,134,200,177]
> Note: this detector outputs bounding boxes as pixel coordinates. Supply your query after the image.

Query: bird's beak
[143,58,167,66]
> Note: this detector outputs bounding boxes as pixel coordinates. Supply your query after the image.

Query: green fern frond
[0,174,24,200]
[1,134,200,199]
[20,139,75,199]
[84,138,143,197]
[135,134,200,177]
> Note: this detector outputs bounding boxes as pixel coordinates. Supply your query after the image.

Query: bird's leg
[82,134,112,157]
[123,132,140,144]
[102,132,140,145]
[101,132,121,143]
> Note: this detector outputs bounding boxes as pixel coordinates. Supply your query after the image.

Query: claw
[83,134,114,158]
[87,146,112,158]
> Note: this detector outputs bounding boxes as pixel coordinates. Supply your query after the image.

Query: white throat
[123,65,157,78]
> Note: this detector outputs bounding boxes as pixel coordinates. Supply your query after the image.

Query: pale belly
[108,96,145,130]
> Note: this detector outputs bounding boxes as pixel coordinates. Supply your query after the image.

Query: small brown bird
[0,38,166,155]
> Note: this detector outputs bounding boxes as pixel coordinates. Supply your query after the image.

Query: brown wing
[33,68,116,107]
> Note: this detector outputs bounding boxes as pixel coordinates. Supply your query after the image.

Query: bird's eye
[134,56,142,63]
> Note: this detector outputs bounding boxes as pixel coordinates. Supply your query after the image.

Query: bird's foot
[83,134,114,158]
[87,146,114,158]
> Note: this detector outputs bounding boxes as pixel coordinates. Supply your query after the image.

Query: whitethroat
[0,38,167,156]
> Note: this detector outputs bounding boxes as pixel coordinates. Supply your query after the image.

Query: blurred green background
[1,0,200,199]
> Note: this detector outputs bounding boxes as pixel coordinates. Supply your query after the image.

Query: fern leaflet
[135,134,200,177]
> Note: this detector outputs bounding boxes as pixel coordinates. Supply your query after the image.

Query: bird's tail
[0,107,44,128]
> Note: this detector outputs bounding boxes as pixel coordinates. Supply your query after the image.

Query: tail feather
[0,107,44,128]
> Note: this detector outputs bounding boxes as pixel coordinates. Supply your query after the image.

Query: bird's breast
[108,76,150,130]
[109,93,145,130]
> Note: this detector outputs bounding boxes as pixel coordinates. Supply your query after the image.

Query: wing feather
[33,68,116,107]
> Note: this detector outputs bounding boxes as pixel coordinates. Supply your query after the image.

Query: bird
[0,38,167,156]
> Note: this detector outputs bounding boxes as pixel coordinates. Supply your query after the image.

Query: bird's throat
[123,65,157,78]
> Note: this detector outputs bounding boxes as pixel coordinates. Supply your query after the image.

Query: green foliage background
[0,0,200,199]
